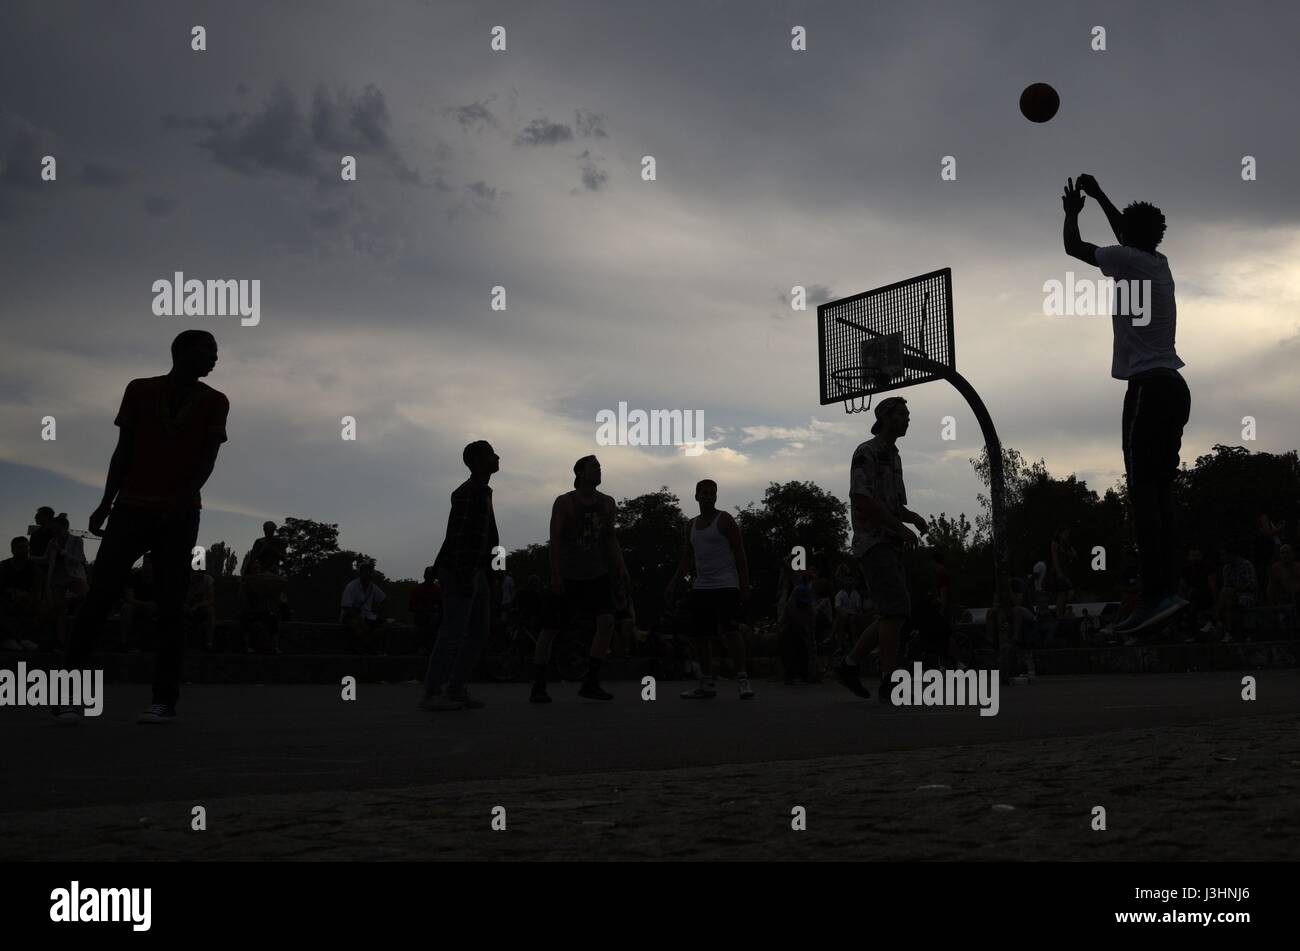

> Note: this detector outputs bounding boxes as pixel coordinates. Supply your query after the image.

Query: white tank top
[691,513,739,589]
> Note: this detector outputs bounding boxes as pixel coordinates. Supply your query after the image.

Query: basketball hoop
[831,366,888,414]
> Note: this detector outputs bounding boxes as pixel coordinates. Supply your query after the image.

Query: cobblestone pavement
[6,711,1297,861]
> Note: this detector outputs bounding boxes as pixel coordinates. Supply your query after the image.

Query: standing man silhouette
[1063,174,1191,636]
[58,330,228,723]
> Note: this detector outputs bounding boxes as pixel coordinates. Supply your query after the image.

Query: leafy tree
[205,541,239,577]
[735,480,849,616]
[278,517,343,577]
[615,487,688,621]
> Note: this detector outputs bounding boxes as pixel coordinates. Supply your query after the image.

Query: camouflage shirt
[850,436,907,556]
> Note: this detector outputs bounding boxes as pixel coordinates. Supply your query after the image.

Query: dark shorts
[857,543,910,619]
[540,575,615,628]
[689,587,741,638]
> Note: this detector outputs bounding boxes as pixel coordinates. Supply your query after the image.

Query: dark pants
[422,569,489,696]
[65,504,200,707]
[1122,369,1191,601]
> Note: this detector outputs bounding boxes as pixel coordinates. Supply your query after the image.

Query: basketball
[1019,82,1060,123]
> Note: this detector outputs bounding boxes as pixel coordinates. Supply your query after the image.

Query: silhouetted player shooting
[1063,174,1191,636]
[58,330,229,723]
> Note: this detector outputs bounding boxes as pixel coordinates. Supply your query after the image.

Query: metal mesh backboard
[818,268,955,405]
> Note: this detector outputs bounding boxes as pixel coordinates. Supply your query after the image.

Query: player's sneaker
[529,685,552,704]
[136,704,177,724]
[834,659,871,699]
[418,693,465,711]
[680,682,717,700]
[447,688,486,709]
[578,682,613,701]
[52,705,83,723]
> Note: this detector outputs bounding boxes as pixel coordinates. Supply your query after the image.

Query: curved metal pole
[900,357,1009,648]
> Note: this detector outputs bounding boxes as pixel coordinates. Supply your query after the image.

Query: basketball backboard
[818,267,955,411]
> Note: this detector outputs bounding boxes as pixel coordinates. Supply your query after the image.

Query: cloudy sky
[2,0,1298,578]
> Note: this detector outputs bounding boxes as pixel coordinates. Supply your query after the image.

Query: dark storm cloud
[141,194,176,216]
[449,101,498,131]
[575,109,607,138]
[516,118,573,146]
[164,82,418,185]
[577,150,607,191]
[467,180,497,201]
[80,161,133,188]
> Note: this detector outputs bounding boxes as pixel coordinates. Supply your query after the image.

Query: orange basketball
[1019,82,1060,123]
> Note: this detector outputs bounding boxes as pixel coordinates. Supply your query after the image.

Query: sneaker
[447,688,486,709]
[578,681,613,701]
[529,685,552,704]
[1220,631,1234,644]
[1200,620,1219,635]
[0,638,20,651]
[738,675,755,700]
[834,660,871,699]
[680,682,717,700]
[136,704,177,724]
[52,705,83,723]
[418,693,465,712]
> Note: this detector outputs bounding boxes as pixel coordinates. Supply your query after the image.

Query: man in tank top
[665,479,753,700]
[530,455,630,703]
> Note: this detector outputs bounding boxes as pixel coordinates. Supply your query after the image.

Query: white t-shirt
[340,579,386,621]
[1094,245,1183,380]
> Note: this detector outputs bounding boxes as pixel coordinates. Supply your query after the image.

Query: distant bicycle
[483,617,589,683]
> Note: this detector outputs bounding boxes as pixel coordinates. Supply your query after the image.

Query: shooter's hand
[1062,178,1086,215]
[1076,173,1101,198]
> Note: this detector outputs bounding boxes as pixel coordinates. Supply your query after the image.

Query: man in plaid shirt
[420,440,500,711]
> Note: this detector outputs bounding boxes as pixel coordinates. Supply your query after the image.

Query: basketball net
[836,368,888,414]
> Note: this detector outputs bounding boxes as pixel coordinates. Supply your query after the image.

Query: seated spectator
[1254,512,1284,585]
[500,571,516,622]
[1,536,40,651]
[1009,574,1043,649]
[781,572,818,684]
[36,514,88,651]
[408,566,442,652]
[1267,544,1300,608]
[239,524,288,653]
[812,576,834,650]
[611,583,637,658]
[122,555,158,651]
[1178,547,1218,636]
[340,561,386,654]
[1204,547,1258,642]
[833,577,865,649]
[184,567,216,650]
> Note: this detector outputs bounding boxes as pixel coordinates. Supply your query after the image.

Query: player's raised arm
[1062,178,1098,266]
[1077,173,1126,245]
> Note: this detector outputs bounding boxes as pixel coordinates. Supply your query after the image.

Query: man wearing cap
[835,397,929,703]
